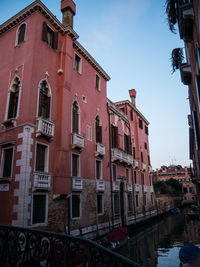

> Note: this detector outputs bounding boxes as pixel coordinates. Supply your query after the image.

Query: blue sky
[0,0,191,169]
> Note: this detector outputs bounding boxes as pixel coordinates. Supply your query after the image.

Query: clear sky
[0,0,191,170]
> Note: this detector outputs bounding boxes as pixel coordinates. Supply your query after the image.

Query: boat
[107,226,129,250]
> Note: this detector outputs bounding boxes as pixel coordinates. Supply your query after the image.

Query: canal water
[118,212,200,266]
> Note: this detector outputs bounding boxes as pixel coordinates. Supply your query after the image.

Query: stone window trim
[74,53,82,74]
[97,193,104,215]
[71,193,81,220]
[0,145,14,181]
[71,152,80,177]
[31,192,48,227]
[42,22,58,50]
[95,115,102,143]
[34,142,49,173]
[15,23,27,47]
[36,79,52,120]
[86,125,92,141]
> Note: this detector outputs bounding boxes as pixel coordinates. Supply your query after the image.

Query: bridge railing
[0,225,140,267]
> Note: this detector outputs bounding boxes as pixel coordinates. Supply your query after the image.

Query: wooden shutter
[114,127,118,148]
[128,135,132,154]
[36,144,45,172]
[18,24,26,44]
[98,126,102,143]
[42,22,48,42]
[53,32,58,50]
[8,92,15,119]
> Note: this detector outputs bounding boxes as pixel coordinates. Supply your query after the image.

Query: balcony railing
[96,143,105,157]
[144,185,148,193]
[96,180,105,191]
[36,118,54,138]
[0,225,139,267]
[72,177,83,191]
[33,172,51,189]
[133,159,139,168]
[113,181,120,191]
[127,184,132,192]
[135,184,140,192]
[72,133,84,150]
[180,63,192,85]
[142,163,147,171]
[111,148,133,165]
[150,186,154,193]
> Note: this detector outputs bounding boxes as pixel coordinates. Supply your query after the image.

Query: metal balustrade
[33,172,51,189]
[0,225,139,267]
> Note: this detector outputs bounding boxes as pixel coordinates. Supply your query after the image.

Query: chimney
[129,89,136,106]
[61,0,76,28]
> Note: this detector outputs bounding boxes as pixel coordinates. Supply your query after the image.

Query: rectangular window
[139,119,143,129]
[111,125,118,148]
[74,54,82,73]
[120,107,125,113]
[141,173,145,185]
[141,151,143,162]
[95,74,100,90]
[112,164,117,181]
[114,192,120,215]
[32,194,46,224]
[136,194,139,207]
[42,22,58,50]
[133,147,136,159]
[183,187,188,193]
[124,134,128,153]
[144,142,147,150]
[134,171,137,184]
[148,155,151,166]
[127,193,133,212]
[151,194,153,205]
[130,109,133,121]
[144,194,146,206]
[1,147,14,178]
[97,194,103,215]
[36,143,47,172]
[145,126,149,135]
[72,194,81,219]
[126,168,130,183]
[96,160,102,179]
[86,125,92,141]
[72,154,80,177]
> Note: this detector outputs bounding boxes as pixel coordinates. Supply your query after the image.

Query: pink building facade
[0,0,155,237]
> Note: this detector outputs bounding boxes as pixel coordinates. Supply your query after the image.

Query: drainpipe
[107,103,114,228]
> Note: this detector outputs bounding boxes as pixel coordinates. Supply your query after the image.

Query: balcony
[143,185,148,193]
[95,143,105,157]
[111,148,133,166]
[150,186,154,193]
[135,184,140,192]
[180,63,192,85]
[96,180,105,191]
[36,118,54,138]
[142,163,147,171]
[72,133,84,150]
[133,159,139,169]
[113,181,120,191]
[127,184,132,192]
[33,172,51,189]
[72,177,83,191]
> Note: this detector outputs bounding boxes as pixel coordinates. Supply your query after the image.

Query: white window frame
[34,142,49,173]
[71,153,80,177]
[86,125,92,141]
[95,73,101,91]
[71,193,81,220]
[15,22,27,47]
[97,194,104,215]
[0,146,14,178]
[31,192,48,227]
[95,159,103,180]
[74,53,82,74]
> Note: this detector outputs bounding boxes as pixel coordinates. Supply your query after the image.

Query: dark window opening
[144,194,146,206]
[17,24,26,45]
[133,147,136,159]
[95,116,102,143]
[134,171,137,184]
[42,22,58,50]
[112,164,117,181]
[97,194,103,214]
[8,78,20,119]
[145,126,149,135]
[136,195,139,207]
[32,195,46,224]
[2,147,13,178]
[141,151,143,163]
[139,119,143,129]
[72,102,79,133]
[74,54,81,73]
[148,155,151,166]
[130,109,133,121]
[141,173,145,185]
[96,160,101,179]
[72,194,80,218]
[144,142,147,150]
[111,125,118,148]
[120,107,125,113]
[128,193,133,212]
[38,80,50,119]
[72,154,79,177]
[36,144,46,172]
[95,75,100,90]
[114,192,120,215]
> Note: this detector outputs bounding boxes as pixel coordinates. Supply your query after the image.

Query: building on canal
[166,1,200,204]
[0,0,155,237]
[153,165,196,203]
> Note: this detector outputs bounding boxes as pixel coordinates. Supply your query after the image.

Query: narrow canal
[118,212,200,266]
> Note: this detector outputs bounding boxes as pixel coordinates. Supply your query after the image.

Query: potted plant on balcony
[166,0,178,33]
[171,48,184,73]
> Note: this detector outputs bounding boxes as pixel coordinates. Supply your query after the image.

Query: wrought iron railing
[0,225,140,267]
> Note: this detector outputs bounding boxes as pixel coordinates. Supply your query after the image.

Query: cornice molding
[73,41,111,81]
[0,0,79,40]
[115,100,149,125]
[107,99,129,125]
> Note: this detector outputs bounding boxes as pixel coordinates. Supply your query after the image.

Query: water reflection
[119,212,200,266]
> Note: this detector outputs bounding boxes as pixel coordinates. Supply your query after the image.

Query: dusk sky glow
[0,0,191,169]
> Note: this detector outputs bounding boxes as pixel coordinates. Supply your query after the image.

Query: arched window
[95,116,102,143]
[7,77,20,119]
[38,80,51,119]
[17,24,26,45]
[72,102,79,133]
